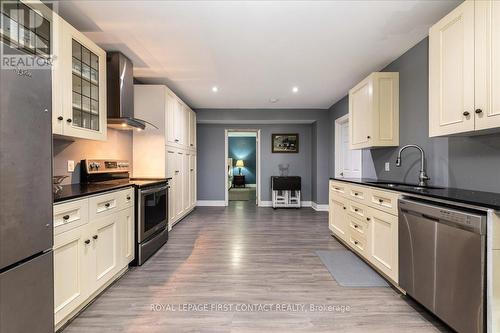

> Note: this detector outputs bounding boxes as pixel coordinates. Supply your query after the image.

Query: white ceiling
[56,0,459,109]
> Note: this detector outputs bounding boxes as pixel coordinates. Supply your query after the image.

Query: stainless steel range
[81,159,169,265]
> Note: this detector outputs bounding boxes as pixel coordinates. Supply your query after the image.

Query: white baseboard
[196,200,226,207]
[259,201,312,208]
[311,202,329,212]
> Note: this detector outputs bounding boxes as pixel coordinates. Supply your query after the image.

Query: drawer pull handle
[105,203,111,208]
[378,199,383,203]
[354,193,358,196]
[62,215,70,220]
[93,235,98,240]
[84,239,90,244]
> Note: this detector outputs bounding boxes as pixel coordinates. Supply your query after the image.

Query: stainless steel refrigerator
[0,40,54,332]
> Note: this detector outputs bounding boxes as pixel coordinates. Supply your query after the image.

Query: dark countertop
[54,178,171,203]
[330,177,500,211]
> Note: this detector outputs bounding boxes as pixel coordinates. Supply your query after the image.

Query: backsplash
[53,129,133,185]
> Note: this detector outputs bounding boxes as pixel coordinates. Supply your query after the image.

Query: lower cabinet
[53,189,134,329]
[329,180,399,284]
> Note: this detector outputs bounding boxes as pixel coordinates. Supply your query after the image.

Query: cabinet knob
[475,109,483,114]
[366,217,371,221]
[367,136,371,139]
[62,215,70,220]
[354,193,358,196]
[93,235,98,240]
[126,196,131,200]
[354,241,359,245]
[343,206,346,210]
[105,203,110,208]
[57,116,63,121]
[463,111,470,116]
[84,239,90,244]
[67,118,72,123]
[354,225,358,228]
[190,144,193,146]
[354,208,358,212]
[175,139,179,142]
[379,199,383,203]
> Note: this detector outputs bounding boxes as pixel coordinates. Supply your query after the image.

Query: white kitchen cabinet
[133,84,197,229]
[52,15,107,141]
[367,206,398,282]
[53,224,91,325]
[475,0,500,131]
[189,154,197,208]
[329,194,348,242]
[53,188,135,330]
[90,214,120,291]
[328,180,399,285]
[349,72,399,149]
[430,0,500,136]
[429,0,475,137]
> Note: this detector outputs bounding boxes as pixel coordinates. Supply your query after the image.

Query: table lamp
[235,160,244,175]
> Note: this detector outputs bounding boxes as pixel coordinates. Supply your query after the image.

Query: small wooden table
[233,175,246,188]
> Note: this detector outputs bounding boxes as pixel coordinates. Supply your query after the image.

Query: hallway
[63,203,448,332]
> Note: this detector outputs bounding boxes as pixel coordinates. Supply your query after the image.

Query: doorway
[335,114,362,178]
[224,129,261,206]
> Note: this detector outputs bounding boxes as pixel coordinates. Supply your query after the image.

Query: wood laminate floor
[63,201,450,333]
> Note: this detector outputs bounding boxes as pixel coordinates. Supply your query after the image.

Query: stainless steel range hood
[106,52,155,130]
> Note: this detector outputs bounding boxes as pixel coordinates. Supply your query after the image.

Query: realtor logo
[0,0,57,70]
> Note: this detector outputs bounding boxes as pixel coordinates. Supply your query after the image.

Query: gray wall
[197,123,312,202]
[196,109,330,203]
[329,37,500,192]
[53,129,133,184]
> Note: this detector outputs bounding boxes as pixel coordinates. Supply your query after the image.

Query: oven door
[138,184,168,243]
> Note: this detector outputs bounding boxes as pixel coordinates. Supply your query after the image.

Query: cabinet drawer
[118,188,134,209]
[347,214,368,238]
[347,231,368,258]
[369,188,399,215]
[89,192,120,219]
[330,181,348,197]
[347,201,367,219]
[54,199,89,235]
[349,184,369,204]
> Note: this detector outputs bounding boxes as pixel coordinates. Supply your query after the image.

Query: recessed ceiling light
[292,86,299,93]
[212,86,218,93]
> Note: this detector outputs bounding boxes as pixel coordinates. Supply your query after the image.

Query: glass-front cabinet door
[53,17,106,141]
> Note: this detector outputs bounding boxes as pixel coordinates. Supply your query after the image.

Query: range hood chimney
[106,52,155,130]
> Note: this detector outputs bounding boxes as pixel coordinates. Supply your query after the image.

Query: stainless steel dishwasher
[399,198,486,333]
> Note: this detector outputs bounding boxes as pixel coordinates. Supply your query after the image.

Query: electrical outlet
[385,162,390,172]
[67,160,75,172]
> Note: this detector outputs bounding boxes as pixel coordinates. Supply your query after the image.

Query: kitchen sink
[365,181,444,190]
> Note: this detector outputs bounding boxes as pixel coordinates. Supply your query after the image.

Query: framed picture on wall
[272,133,299,153]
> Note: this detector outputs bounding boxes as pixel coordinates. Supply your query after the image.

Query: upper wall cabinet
[429,0,500,137]
[52,14,107,141]
[349,72,399,150]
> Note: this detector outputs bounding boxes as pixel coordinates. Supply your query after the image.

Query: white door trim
[224,129,261,207]
[335,114,362,178]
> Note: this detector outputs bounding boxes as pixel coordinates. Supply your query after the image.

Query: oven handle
[140,185,169,195]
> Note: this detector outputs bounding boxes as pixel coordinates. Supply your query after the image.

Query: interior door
[475,0,500,131]
[429,0,475,136]
[337,118,362,178]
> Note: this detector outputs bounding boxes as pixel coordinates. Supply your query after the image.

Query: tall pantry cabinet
[133,85,197,229]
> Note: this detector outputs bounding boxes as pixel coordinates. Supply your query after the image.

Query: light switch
[385,162,390,172]
[67,160,75,172]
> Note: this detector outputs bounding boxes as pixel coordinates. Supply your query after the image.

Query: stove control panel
[82,159,130,174]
